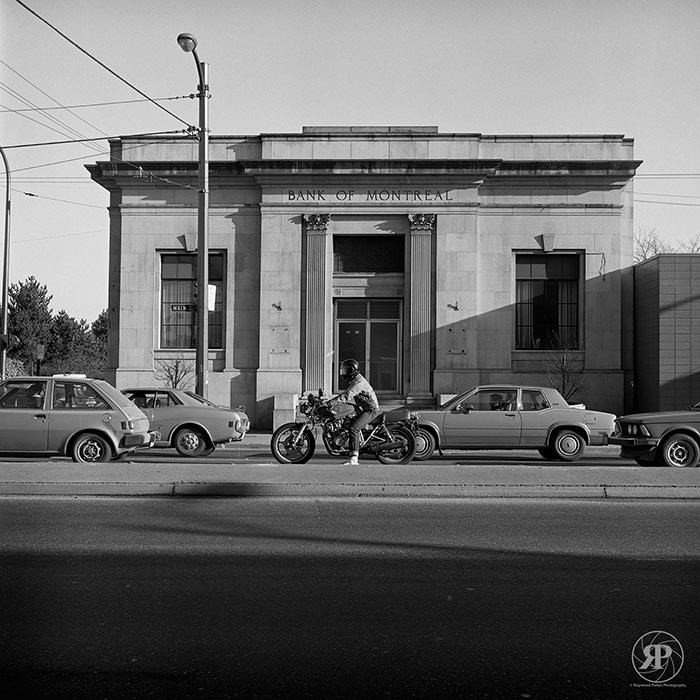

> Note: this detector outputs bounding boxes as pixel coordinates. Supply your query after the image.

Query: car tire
[174,427,210,457]
[413,427,436,460]
[71,432,112,463]
[550,429,585,461]
[660,433,700,468]
[538,446,556,460]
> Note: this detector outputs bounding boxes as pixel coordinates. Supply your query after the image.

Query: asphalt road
[1,497,698,699]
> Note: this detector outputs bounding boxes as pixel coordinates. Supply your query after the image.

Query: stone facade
[88,127,640,428]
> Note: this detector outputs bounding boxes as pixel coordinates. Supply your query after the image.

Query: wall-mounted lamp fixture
[272,301,282,311]
[447,302,459,311]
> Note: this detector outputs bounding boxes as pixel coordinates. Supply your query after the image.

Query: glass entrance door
[335,300,401,393]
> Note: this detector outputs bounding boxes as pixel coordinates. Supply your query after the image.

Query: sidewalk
[1,434,698,499]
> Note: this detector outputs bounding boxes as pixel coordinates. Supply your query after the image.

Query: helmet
[340,358,360,380]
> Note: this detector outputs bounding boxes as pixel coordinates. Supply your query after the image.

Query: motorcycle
[270,390,417,464]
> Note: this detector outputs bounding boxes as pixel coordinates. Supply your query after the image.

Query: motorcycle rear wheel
[271,423,316,464]
[376,426,416,465]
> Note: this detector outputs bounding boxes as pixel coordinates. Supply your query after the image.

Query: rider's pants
[349,408,381,456]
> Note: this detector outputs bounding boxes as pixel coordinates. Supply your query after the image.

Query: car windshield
[439,389,477,410]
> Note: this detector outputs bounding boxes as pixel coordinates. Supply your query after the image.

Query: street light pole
[177,33,209,397]
[1,145,11,380]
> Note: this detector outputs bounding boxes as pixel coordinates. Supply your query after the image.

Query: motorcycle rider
[336,358,381,465]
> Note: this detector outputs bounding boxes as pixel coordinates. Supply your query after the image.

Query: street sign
[171,303,196,312]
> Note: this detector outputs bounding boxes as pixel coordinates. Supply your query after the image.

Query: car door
[0,379,50,452]
[47,380,116,452]
[147,391,183,442]
[442,388,522,447]
[518,389,552,446]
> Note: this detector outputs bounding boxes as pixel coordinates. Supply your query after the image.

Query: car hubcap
[181,433,200,452]
[558,435,580,455]
[668,442,690,466]
[83,442,101,461]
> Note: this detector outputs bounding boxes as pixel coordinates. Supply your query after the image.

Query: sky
[2,0,699,322]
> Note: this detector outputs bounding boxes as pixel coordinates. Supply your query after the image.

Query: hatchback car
[404,385,615,461]
[0,375,155,462]
[122,388,249,457]
[609,403,700,467]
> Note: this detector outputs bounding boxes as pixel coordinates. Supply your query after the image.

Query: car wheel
[660,433,700,468]
[538,446,556,460]
[413,427,436,460]
[551,429,585,461]
[71,432,112,463]
[174,427,210,457]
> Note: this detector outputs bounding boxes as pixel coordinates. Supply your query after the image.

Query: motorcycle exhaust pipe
[376,440,405,452]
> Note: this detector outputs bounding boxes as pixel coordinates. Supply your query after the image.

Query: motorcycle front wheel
[270,423,316,464]
[376,426,416,465]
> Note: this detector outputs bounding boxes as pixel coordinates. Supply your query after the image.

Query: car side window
[521,390,548,411]
[155,392,176,407]
[53,382,110,410]
[0,381,46,409]
[458,390,505,412]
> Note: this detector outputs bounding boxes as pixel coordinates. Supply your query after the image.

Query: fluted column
[408,213,434,401]
[304,214,331,391]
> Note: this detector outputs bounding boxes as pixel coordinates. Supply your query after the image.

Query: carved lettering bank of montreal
[287,189,453,202]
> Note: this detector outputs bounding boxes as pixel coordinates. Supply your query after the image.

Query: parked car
[398,385,615,461]
[122,388,249,457]
[0,374,155,463]
[609,403,700,467]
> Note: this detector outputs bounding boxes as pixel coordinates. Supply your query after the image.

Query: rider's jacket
[339,373,379,413]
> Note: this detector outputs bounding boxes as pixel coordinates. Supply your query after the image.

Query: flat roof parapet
[302,126,440,134]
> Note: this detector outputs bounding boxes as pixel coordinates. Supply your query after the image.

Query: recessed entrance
[335,299,402,393]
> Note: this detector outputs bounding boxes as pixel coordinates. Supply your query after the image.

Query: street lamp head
[177,33,198,52]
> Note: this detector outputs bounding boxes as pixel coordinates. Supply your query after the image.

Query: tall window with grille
[160,253,224,349]
[515,254,580,350]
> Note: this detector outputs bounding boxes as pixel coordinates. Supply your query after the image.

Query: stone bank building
[88,127,641,428]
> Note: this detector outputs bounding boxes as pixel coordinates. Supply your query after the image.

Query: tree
[544,336,585,403]
[633,228,674,263]
[155,356,194,388]
[678,234,700,253]
[8,276,53,371]
[635,228,700,262]
[45,310,107,378]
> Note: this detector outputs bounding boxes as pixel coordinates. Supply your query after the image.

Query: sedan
[122,388,249,457]
[404,385,615,461]
[609,403,700,467]
[0,375,155,462]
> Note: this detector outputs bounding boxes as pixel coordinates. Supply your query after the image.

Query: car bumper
[608,435,659,458]
[589,433,611,446]
[122,431,158,449]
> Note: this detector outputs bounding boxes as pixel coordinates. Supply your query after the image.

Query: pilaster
[407,213,434,401]
[303,214,331,391]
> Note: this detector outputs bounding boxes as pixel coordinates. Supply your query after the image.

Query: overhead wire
[0,95,194,112]
[11,189,106,209]
[15,0,193,130]
[0,59,108,150]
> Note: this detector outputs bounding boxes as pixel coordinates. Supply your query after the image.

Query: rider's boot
[343,453,359,466]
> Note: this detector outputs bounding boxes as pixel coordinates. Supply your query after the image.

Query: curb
[2,482,698,499]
